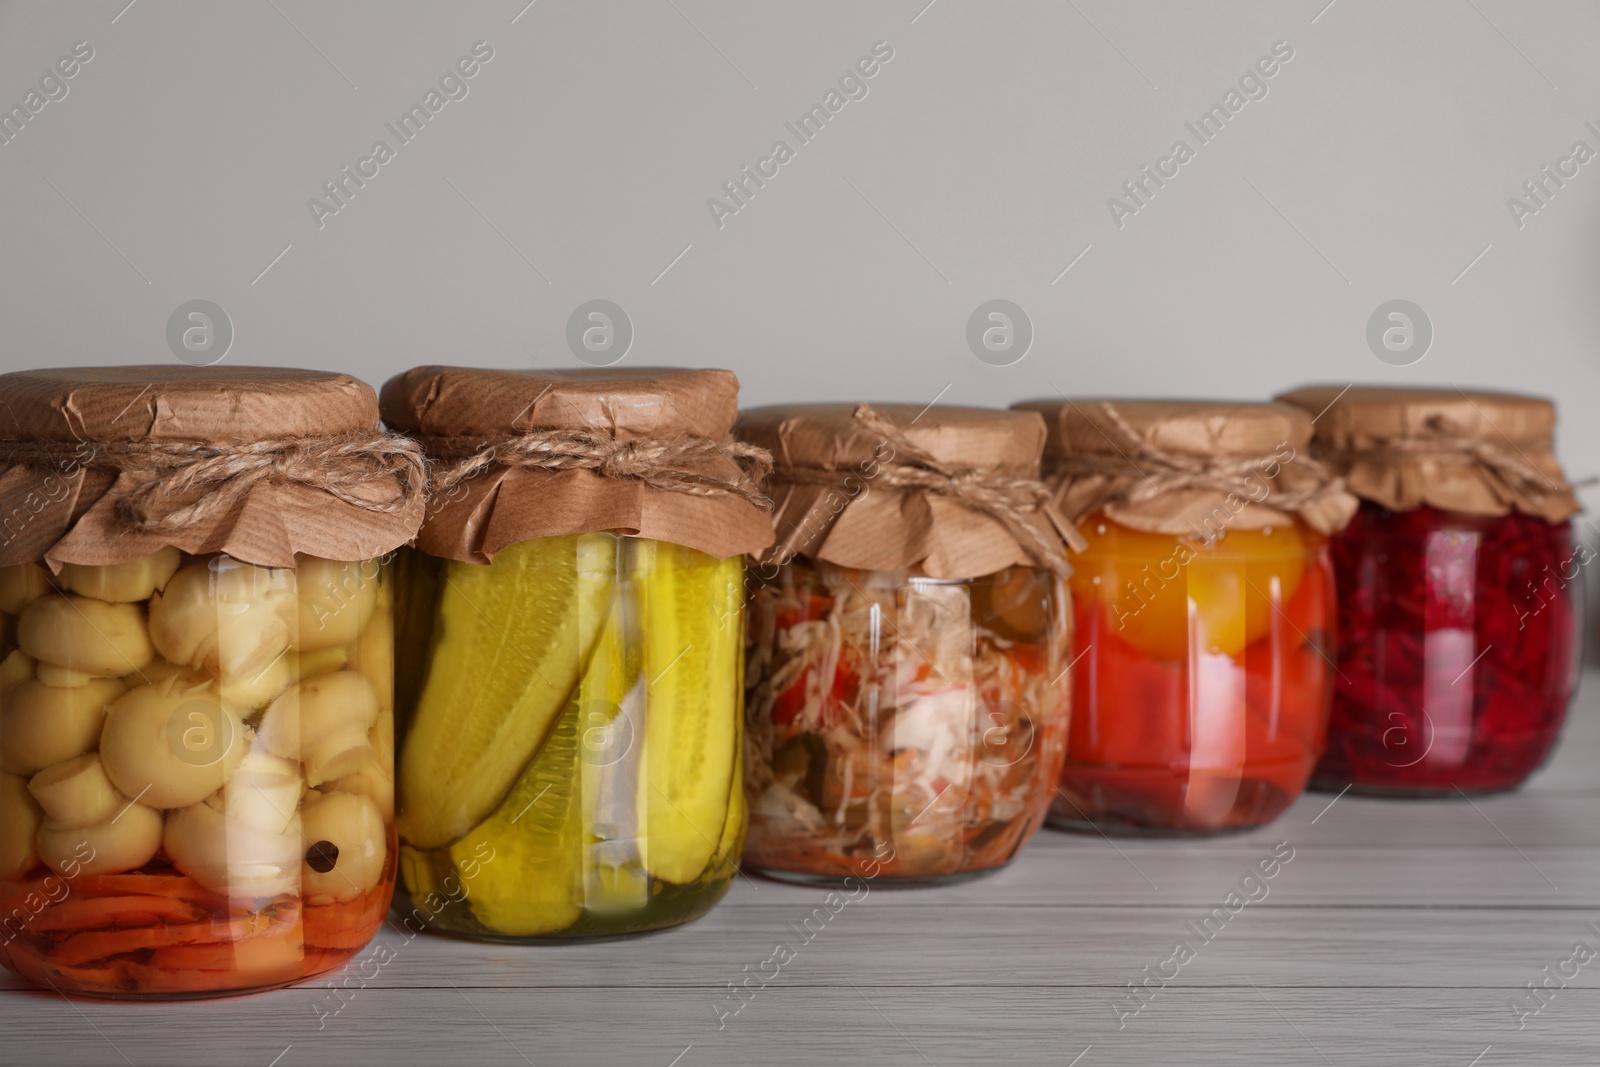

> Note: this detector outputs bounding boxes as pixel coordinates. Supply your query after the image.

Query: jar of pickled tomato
[737,404,1075,885]
[381,367,773,939]
[1013,399,1358,836]
[0,367,422,998]
[1278,387,1585,796]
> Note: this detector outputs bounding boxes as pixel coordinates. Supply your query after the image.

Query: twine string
[0,432,426,534]
[1318,421,1587,503]
[423,428,774,511]
[1050,401,1342,512]
[772,403,1076,575]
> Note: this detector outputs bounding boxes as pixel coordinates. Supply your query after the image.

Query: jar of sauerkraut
[1278,387,1585,796]
[737,404,1075,885]
[1014,399,1357,836]
[381,366,773,939]
[0,367,422,998]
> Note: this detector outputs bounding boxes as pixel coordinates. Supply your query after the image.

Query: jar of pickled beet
[1013,399,1358,836]
[380,367,773,939]
[1278,387,1585,796]
[0,367,423,998]
[736,404,1075,885]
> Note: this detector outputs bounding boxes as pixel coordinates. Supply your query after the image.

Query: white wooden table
[5,671,1598,1067]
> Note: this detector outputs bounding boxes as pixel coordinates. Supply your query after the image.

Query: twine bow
[0,432,427,534]
[1320,418,1589,507]
[1051,401,1341,512]
[424,428,774,511]
[773,403,1077,575]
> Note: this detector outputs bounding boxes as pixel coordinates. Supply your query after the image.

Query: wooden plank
[1,669,1595,1065]
[0,987,1590,1067]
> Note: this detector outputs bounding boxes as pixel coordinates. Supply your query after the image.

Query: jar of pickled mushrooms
[0,367,423,998]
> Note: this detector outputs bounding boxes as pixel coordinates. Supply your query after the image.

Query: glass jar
[742,558,1071,885]
[1052,515,1335,835]
[393,532,744,938]
[1311,504,1581,794]
[1276,384,1585,796]
[737,401,1077,885]
[381,365,769,940]
[0,364,418,999]
[0,550,396,997]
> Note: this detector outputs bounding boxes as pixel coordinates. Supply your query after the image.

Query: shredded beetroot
[1314,504,1581,794]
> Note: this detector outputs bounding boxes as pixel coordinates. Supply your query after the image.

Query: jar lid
[738,403,1075,580]
[381,365,741,440]
[1278,385,1580,521]
[741,402,1048,473]
[1012,398,1357,538]
[0,366,379,443]
[381,366,774,563]
[0,366,424,569]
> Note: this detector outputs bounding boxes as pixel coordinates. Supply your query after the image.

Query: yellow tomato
[1068,512,1309,661]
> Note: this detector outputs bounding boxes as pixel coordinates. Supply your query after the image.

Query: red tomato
[1068,512,1313,662]
[1068,600,1185,768]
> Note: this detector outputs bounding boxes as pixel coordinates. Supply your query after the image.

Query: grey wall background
[2,1,1598,586]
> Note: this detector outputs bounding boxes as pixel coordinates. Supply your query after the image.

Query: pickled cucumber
[397,535,610,849]
[397,534,746,937]
[713,728,747,878]
[448,700,585,935]
[638,542,741,885]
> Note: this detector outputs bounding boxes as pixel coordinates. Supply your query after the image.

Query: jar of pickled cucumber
[0,367,423,998]
[1013,399,1358,836]
[736,404,1076,885]
[1278,387,1585,796]
[380,366,773,940]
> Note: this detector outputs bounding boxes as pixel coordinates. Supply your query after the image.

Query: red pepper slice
[771,665,815,725]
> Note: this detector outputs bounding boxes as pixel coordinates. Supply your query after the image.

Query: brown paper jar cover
[381,365,774,563]
[0,366,422,569]
[1012,398,1358,537]
[1277,386,1580,522]
[737,403,1069,581]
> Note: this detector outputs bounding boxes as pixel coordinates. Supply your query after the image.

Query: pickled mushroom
[326,763,393,818]
[163,789,302,898]
[0,772,42,879]
[0,648,35,693]
[148,559,296,680]
[98,678,247,809]
[57,547,181,604]
[17,595,155,678]
[293,557,378,652]
[38,801,162,876]
[258,671,378,787]
[217,646,347,711]
[300,790,385,904]
[224,750,304,836]
[0,562,53,615]
[27,753,123,828]
[344,607,393,716]
[0,676,125,777]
